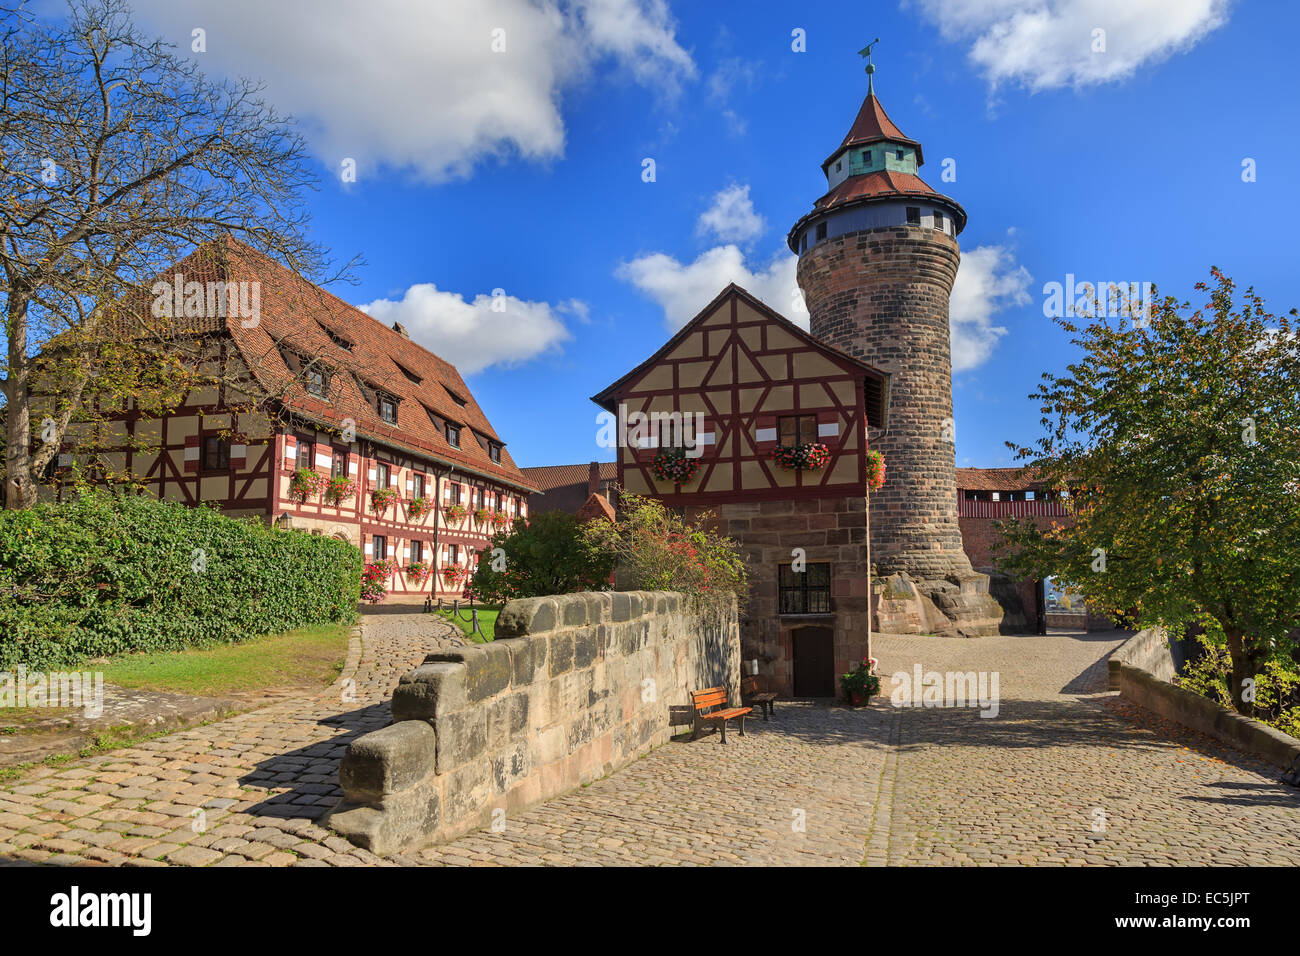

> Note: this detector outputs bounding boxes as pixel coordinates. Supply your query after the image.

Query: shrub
[470,510,615,604]
[581,492,747,609]
[0,489,361,670]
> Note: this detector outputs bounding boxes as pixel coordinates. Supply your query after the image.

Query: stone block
[434,707,487,774]
[327,778,442,857]
[338,721,437,802]
[549,631,574,677]
[562,597,588,627]
[572,629,598,670]
[494,597,558,638]
[392,662,466,722]
[426,642,513,702]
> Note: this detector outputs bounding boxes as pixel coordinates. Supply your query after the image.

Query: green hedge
[0,490,361,671]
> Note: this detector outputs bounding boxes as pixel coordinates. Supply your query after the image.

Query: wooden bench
[690,686,751,744]
[741,676,778,721]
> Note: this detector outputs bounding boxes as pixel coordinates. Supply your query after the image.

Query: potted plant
[406,560,432,585]
[324,474,356,505]
[772,441,831,471]
[444,502,467,523]
[866,449,886,491]
[407,496,431,520]
[290,467,325,501]
[651,448,700,484]
[370,486,400,514]
[842,657,880,707]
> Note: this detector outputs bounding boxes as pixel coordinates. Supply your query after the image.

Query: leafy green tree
[996,269,1300,716]
[469,510,615,604]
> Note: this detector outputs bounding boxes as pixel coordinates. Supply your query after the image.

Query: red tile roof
[160,237,535,492]
[576,492,616,524]
[956,467,1048,492]
[827,92,922,167]
[815,168,943,211]
[521,462,617,493]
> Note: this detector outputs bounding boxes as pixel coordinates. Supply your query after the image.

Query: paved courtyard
[1,611,1297,867]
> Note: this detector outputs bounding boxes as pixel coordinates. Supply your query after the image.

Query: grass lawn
[435,607,498,642]
[96,623,353,697]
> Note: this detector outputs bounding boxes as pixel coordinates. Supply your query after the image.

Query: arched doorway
[791,626,835,698]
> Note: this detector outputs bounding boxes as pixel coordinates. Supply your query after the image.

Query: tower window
[896,149,905,160]
[835,161,842,172]
[861,150,871,164]
[801,232,807,252]
[815,222,827,241]
[933,210,944,230]
[906,207,920,225]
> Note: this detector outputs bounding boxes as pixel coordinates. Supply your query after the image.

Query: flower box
[370,487,400,514]
[324,475,356,505]
[444,502,467,523]
[406,561,432,585]
[473,507,492,525]
[772,442,830,471]
[651,449,700,484]
[407,497,431,520]
[290,468,325,501]
[866,450,886,491]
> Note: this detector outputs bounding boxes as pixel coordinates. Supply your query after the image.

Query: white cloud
[358,285,574,375]
[950,245,1032,371]
[617,246,806,331]
[909,0,1231,90]
[619,240,1030,373]
[130,0,694,182]
[696,184,766,244]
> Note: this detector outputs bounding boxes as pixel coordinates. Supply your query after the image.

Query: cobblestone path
[2,624,1297,866]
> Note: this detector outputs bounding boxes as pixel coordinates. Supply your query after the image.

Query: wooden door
[792,626,835,697]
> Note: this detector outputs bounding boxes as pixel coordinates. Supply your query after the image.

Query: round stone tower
[788,66,1003,634]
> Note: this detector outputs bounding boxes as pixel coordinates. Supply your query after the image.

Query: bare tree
[0,0,352,508]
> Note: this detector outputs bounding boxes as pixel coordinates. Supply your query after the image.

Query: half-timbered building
[592,283,889,697]
[48,237,534,601]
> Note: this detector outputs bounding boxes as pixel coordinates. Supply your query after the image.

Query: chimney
[392,322,409,338]
[587,461,600,495]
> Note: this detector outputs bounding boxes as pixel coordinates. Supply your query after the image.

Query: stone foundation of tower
[798,224,1005,636]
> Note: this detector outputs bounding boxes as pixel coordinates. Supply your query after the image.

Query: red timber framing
[591,283,890,506]
[44,237,537,602]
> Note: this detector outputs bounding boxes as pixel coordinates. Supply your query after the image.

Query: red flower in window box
[324,475,356,505]
[491,510,511,528]
[440,565,469,586]
[772,442,830,471]
[444,502,467,523]
[473,506,492,525]
[361,560,393,604]
[651,449,700,484]
[370,487,400,514]
[290,468,325,501]
[406,561,433,585]
[407,497,431,520]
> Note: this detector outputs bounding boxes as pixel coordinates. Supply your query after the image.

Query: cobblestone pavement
[2,624,1297,866]
[0,607,463,867]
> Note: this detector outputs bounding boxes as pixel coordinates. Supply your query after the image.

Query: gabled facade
[48,237,535,600]
[593,284,890,697]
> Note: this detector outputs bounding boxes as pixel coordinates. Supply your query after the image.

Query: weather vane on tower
[859,38,880,95]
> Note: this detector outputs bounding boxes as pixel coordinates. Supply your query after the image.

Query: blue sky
[115,0,1297,469]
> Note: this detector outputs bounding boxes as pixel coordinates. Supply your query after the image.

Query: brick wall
[328,591,740,854]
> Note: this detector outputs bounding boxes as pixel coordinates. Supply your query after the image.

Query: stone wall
[1109,629,1300,771]
[328,591,740,855]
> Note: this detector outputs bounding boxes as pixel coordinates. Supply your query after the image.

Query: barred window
[779,563,831,614]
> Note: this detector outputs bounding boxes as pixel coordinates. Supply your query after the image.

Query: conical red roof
[822,91,923,170]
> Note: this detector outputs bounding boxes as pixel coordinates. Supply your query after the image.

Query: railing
[425,594,486,639]
[958,498,1071,518]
